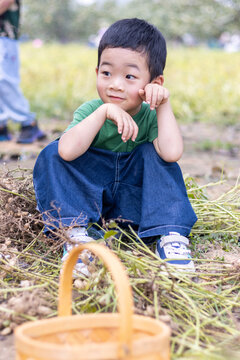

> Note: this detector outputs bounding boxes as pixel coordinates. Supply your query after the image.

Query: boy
[33,18,197,276]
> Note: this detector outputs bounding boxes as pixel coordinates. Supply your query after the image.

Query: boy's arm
[153,98,183,162]
[58,103,138,161]
[0,0,15,15]
[139,82,183,162]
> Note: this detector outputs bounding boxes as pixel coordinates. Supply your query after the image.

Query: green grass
[165,47,240,125]
[20,43,98,121]
[20,43,240,124]
[194,139,236,152]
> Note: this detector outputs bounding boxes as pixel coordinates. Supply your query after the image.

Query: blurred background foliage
[20,44,240,124]
[19,0,240,124]
[21,0,240,42]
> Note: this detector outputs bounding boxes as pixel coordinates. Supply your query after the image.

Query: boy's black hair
[97,18,167,81]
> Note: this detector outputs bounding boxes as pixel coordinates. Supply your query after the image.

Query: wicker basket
[15,243,171,360]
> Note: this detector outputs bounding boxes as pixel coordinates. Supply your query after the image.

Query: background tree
[120,0,240,40]
[21,0,240,42]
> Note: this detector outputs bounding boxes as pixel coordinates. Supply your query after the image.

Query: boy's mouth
[108,95,125,101]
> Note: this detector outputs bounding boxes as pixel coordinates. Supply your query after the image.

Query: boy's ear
[151,75,164,86]
[95,67,99,75]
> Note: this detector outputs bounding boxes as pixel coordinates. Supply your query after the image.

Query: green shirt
[0,0,20,39]
[66,99,158,152]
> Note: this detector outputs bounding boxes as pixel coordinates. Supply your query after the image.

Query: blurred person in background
[0,0,45,143]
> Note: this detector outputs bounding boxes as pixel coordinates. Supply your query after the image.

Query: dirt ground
[0,121,239,358]
[179,122,240,198]
[0,335,15,360]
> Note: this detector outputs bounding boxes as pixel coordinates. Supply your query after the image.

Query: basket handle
[58,243,134,358]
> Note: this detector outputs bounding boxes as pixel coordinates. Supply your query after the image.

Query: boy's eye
[102,71,111,76]
[126,74,136,80]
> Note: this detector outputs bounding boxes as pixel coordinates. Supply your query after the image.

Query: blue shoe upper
[17,124,46,144]
[0,126,11,141]
[156,240,192,265]
[156,232,193,267]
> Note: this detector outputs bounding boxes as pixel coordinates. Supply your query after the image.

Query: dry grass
[0,167,240,359]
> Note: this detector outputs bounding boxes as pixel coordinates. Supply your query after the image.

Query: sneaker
[0,126,11,141]
[61,227,95,277]
[17,122,46,144]
[156,232,195,272]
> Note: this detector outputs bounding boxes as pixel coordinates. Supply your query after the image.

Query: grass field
[20,43,240,125]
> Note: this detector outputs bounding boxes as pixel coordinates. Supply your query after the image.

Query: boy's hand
[105,103,138,142]
[139,84,169,110]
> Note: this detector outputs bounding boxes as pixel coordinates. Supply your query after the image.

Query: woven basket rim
[15,314,171,359]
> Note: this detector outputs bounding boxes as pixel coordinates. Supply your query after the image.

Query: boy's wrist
[97,103,108,124]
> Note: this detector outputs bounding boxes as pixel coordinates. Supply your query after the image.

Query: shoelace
[165,242,191,257]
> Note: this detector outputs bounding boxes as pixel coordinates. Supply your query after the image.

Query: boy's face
[96,47,151,116]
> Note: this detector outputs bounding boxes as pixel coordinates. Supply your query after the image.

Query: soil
[179,122,240,198]
[0,335,15,360]
[0,121,240,358]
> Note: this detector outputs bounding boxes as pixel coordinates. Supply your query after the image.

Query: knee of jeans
[134,142,155,159]
[34,141,61,180]
[134,142,179,168]
[136,142,170,163]
[38,140,59,162]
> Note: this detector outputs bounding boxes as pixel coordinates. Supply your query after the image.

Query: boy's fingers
[117,118,123,134]
[122,117,137,142]
[121,117,131,142]
[139,89,145,100]
[131,121,139,142]
[157,88,168,105]
[146,90,152,107]
[163,88,170,101]
[157,88,165,107]
[128,121,134,141]
[128,119,135,140]
[150,88,159,110]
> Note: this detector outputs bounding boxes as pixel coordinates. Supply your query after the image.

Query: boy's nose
[109,77,124,91]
